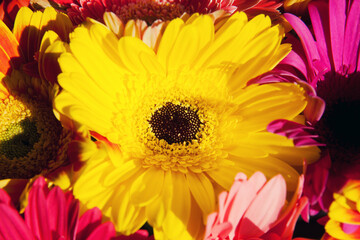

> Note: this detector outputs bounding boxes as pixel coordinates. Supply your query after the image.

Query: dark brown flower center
[113,1,185,25]
[316,72,360,163]
[149,102,201,144]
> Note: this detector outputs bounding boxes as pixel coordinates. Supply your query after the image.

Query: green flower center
[0,118,40,159]
[0,95,68,179]
[148,102,201,144]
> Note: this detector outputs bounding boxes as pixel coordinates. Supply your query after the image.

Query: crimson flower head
[50,0,283,25]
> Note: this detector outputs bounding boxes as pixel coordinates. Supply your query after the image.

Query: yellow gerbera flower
[54,12,320,239]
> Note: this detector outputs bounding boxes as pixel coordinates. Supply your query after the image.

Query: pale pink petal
[205,222,233,240]
[205,212,219,238]
[343,0,360,73]
[329,0,346,71]
[267,197,308,239]
[216,192,229,224]
[235,174,286,238]
[225,172,267,239]
[25,178,52,240]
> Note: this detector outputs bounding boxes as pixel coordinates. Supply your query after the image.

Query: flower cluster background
[0,0,359,239]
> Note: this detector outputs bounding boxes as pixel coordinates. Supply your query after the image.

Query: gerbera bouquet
[0,0,358,239]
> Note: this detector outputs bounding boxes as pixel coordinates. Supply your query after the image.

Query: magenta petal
[329,0,346,71]
[343,0,360,73]
[85,222,116,240]
[267,119,322,147]
[308,1,332,70]
[284,13,321,79]
[76,207,103,240]
[25,177,52,240]
[0,203,35,240]
[341,223,359,234]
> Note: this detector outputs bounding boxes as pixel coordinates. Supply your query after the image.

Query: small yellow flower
[325,180,360,240]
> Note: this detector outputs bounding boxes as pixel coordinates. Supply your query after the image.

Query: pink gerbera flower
[50,0,283,25]
[0,177,152,240]
[204,172,308,240]
[277,0,360,214]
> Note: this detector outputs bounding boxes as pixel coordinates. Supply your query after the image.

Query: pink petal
[76,207,102,240]
[280,50,308,80]
[329,0,346,72]
[303,95,326,124]
[341,223,359,234]
[343,0,360,73]
[85,222,116,240]
[303,154,331,206]
[0,203,35,240]
[47,187,67,239]
[206,222,233,240]
[236,174,286,238]
[25,177,52,240]
[115,230,152,240]
[64,191,79,240]
[0,188,11,205]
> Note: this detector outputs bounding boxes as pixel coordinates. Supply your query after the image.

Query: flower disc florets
[132,93,223,173]
[0,94,65,179]
[149,102,201,144]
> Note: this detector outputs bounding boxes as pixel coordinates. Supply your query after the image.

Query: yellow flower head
[54,12,320,239]
[0,7,74,181]
[0,70,72,179]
